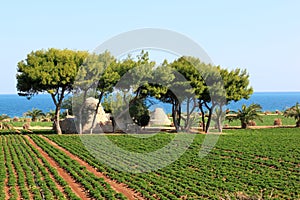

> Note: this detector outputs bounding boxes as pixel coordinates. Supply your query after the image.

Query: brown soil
[40,161,67,199]
[11,166,21,200]
[24,135,90,200]
[23,169,34,200]
[4,170,9,200]
[39,135,144,200]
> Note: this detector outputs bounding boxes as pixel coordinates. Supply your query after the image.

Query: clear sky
[1,0,299,94]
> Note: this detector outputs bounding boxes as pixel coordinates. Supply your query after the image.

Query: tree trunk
[78,91,88,134]
[184,98,197,132]
[90,92,104,134]
[199,103,205,132]
[217,116,222,132]
[204,103,214,133]
[296,119,300,127]
[241,122,248,129]
[172,103,178,132]
[171,99,181,133]
[110,116,116,133]
[216,105,223,133]
[185,98,190,131]
[54,106,62,135]
[50,91,65,135]
[177,103,181,131]
[205,108,212,133]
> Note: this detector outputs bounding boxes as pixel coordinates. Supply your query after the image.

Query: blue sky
[1,0,299,94]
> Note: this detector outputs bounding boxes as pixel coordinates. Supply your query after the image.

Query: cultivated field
[0,128,299,199]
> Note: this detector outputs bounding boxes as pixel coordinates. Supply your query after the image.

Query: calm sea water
[0,92,299,117]
[0,94,55,117]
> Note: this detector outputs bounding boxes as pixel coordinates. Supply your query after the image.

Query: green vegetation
[167,57,253,132]
[225,114,295,127]
[30,135,126,199]
[17,49,253,134]
[17,48,89,134]
[8,121,53,127]
[46,128,300,199]
[1,135,79,199]
[284,102,300,127]
[24,108,45,122]
[226,104,263,128]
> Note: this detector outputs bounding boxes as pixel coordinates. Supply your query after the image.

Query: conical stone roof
[150,108,171,126]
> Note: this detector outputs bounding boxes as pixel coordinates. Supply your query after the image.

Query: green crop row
[46,128,300,199]
[0,135,81,200]
[30,135,127,200]
[0,137,7,200]
[22,136,81,200]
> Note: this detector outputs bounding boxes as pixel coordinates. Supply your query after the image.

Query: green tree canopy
[73,51,116,134]
[168,56,253,132]
[17,48,88,134]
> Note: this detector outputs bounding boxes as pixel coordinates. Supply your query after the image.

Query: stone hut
[149,108,171,126]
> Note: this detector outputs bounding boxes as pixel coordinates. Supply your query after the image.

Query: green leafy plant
[226,103,263,129]
[284,102,300,127]
[129,98,150,127]
[24,108,45,122]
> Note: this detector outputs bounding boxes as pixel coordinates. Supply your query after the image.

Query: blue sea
[0,92,299,117]
[0,94,55,117]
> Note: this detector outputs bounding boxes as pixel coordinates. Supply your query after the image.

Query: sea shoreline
[0,92,299,117]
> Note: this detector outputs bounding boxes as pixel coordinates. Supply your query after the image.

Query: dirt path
[24,135,90,200]
[39,135,144,200]
[4,169,9,200]
[11,161,21,200]
[40,161,67,199]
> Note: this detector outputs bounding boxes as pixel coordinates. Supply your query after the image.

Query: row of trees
[17,48,253,134]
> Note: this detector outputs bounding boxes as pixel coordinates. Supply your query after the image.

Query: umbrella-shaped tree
[17,48,88,134]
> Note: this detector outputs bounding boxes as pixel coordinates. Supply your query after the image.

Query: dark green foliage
[17,48,89,134]
[138,114,150,127]
[129,98,150,127]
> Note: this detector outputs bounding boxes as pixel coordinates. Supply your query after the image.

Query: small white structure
[82,97,111,133]
[149,108,171,126]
